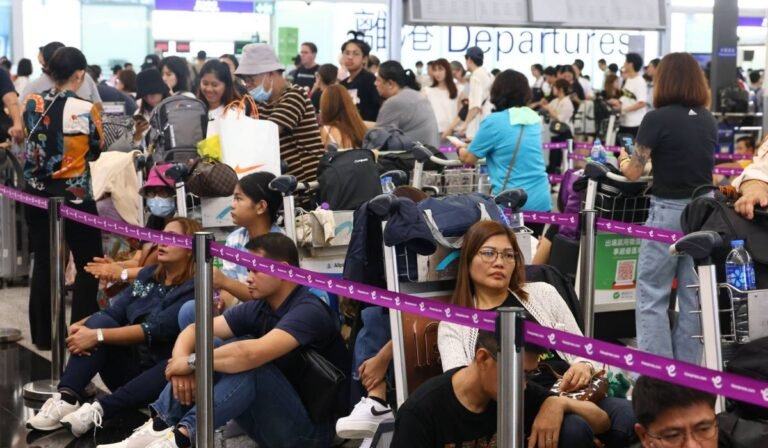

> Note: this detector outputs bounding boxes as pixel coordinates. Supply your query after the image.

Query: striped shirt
[258,85,324,183]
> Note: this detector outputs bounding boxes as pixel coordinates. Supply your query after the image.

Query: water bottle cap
[594,139,602,145]
[731,239,745,246]
[382,176,392,183]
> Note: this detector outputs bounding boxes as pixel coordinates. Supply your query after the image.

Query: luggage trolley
[368,188,529,406]
[411,143,490,196]
[578,162,653,338]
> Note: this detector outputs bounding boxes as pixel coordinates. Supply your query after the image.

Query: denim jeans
[57,313,169,418]
[595,397,638,447]
[636,196,702,365]
[151,362,332,448]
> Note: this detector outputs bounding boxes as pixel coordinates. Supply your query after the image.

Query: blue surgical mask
[249,77,273,103]
[147,196,176,217]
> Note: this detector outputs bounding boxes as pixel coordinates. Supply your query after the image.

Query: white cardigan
[438,282,594,371]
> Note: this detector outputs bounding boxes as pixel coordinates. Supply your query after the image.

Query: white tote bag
[218,97,281,178]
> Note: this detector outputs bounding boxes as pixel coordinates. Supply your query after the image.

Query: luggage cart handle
[584,161,652,184]
[669,230,723,263]
[380,170,409,187]
[495,189,528,212]
[268,175,319,195]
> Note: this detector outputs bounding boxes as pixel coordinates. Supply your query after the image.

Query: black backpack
[149,95,208,162]
[725,337,768,420]
[317,148,382,210]
[720,84,749,113]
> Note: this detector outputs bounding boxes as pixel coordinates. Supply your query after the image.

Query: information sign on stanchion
[497,307,525,448]
[23,197,67,400]
[194,232,215,447]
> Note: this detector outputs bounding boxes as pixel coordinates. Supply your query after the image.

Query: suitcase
[0,166,30,287]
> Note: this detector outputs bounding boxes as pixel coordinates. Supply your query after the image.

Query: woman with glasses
[339,33,381,122]
[438,220,637,447]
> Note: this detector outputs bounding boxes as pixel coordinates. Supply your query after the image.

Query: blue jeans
[151,362,332,448]
[58,313,169,418]
[596,397,637,447]
[636,196,702,365]
[556,414,595,448]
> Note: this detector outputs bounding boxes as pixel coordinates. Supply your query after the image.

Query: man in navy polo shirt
[101,233,349,448]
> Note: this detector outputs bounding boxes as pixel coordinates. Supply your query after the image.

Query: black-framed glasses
[476,248,516,264]
[645,420,718,447]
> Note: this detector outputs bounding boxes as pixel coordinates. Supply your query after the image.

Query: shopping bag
[218,96,281,178]
[197,134,222,161]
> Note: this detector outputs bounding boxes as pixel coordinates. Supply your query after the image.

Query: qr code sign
[615,259,636,286]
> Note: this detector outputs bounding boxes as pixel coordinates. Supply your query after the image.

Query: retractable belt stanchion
[175,182,187,218]
[564,138,574,172]
[497,307,525,448]
[579,177,599,338]
[23,197,66,400]
[194,232,215,447]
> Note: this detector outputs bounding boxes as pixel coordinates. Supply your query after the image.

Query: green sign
[277,27,299,67]
[594,232,642,304]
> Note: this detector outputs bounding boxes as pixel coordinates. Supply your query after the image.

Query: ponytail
[402,69,421,91]
[379,61,420,91]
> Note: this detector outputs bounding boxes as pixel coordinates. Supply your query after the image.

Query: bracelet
[620,158,631,168]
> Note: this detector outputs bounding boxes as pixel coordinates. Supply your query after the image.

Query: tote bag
[218,96,281,177]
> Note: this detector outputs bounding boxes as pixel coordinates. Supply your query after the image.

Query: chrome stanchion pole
[23,197,66,400]
[564,139,574,172]
[282,194,297,244]
[579,179,599,338]
[497,307,525,448]
[194,232,215,448]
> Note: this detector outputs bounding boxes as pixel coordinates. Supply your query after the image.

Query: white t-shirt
[619,75,648,128]
[579,77,594,99]
[466,67,493,138]
[423,86,459,133]
[551,97,574,124]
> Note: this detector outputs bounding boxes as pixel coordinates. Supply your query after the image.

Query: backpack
[317,148,382,210]
[725,337,768,420]
[417,193,507,249]
[720,84,749,113]
[149,95,208,162]
[573,100,596,136]
[376,146,447,183]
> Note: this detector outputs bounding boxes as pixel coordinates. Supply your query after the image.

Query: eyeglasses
[476,248,516,264]
[645,420,718,447]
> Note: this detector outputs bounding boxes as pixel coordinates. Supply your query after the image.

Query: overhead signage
[154,0,254,13]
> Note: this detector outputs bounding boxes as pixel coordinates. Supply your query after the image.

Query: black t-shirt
[636,104,716,199]
[340,69,381,121]
[0,69,15,97]
[293,65,319,90]
[391,368,497,448]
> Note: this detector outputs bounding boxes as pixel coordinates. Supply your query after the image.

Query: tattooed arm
[619,144,651,181]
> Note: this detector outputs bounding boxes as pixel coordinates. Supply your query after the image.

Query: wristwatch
[187,353,196,371]
[96,328,105,344]
[120,269,129,282]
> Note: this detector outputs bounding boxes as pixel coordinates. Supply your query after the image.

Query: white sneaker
[61,401,103,437]
[96,419,172,448]
[25,395,80,431]
[146,430,181,448]
[335,397,393,439]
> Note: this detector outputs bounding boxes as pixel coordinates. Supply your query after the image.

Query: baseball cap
[465,46,484,65]
[235,44,283,76]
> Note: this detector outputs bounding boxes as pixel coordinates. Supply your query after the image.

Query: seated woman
[438,220,636,448]
[26,218,202,437]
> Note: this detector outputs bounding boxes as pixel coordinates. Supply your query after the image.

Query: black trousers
[24,188,103,348]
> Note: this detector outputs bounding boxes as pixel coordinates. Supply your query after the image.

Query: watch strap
[96,328,104,343]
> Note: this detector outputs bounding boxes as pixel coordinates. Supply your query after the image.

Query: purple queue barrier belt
[522,211,578,225]
[543,142,568,150]
[714,153,751,161]
[59,205,193,249]
[0,184,48,209]
[1,185,767,408]
[596,218,683,244]
[524,323,768,409]
[713,166,744,176]
[572,143,621,153]
[209,241,498,331]
[548,174,564,185]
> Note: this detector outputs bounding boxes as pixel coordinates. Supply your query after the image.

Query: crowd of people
[0,33,767,448]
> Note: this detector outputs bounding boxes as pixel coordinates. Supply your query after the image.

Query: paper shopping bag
[218,97,281,178]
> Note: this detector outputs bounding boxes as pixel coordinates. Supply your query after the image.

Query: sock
[152,416,170,432]
[369,396,389,408]
[173,427,192,448]
[59,392,78,406]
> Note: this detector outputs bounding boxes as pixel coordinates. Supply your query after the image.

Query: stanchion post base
[23,379,59,401]
[0,328,22,343]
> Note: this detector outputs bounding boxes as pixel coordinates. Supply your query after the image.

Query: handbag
[101,115,135,152]
[539,363,609,403]
[549,120,572,139]
[186,159,238,198]
[291,348,347,423]
[218,95,281,176]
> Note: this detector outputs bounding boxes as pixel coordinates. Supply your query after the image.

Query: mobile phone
[446,135,465,147]
[621,135,635,155]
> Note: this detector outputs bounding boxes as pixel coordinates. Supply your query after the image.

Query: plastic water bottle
[726,240,756,343]
[590,139,606,164]
[381,176,395,194]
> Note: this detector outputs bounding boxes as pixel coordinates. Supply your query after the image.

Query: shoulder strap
[502,124,525,192]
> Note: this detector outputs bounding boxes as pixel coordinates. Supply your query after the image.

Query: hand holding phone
[621,135,635,155]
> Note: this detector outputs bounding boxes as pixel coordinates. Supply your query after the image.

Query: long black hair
[196,60,239,108]
[377,61,420,91]
[160,56,191,93]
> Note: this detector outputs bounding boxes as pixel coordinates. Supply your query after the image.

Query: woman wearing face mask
[340,33,381,122]
[374,61,439,148]
[25,218,202,438]
[438,221,637,448]
[21,46,104,350]
[160,56,193,97]
[134,69,170,148]
[422,58,460,138]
